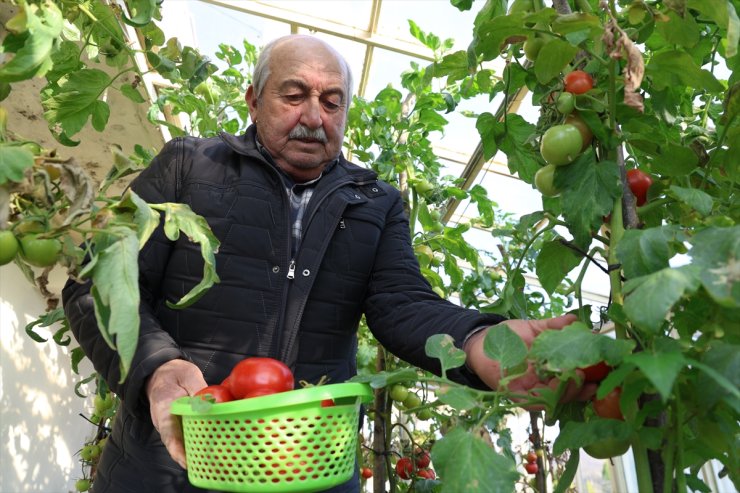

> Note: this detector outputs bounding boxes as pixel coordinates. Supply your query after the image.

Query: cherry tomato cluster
[195,357,295,404]
[395,450,435,481]
[523,450,538,474]
[388,384,432,420]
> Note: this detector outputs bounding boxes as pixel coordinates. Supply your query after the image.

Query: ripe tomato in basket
[194,384,234,403]
[226,357,294,399]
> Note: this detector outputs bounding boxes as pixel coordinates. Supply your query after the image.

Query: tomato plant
[226,357,294,399]
[626,168,653,206]
[563,70,594,95]
[593,388,624,421]
[195,384,234,403]
[540,124,583,166]
[0,230,19,265]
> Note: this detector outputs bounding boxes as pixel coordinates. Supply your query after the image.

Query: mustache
[289,124,328,143]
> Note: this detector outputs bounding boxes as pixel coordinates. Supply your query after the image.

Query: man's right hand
[145,359,207,469]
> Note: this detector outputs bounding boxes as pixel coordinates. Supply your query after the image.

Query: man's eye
[285,94,304,103]
[322,98,341,111]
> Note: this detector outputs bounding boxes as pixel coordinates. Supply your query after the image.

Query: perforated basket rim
[171,382,372,417]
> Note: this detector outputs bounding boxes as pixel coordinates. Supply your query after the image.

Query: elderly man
[63,34,579,492]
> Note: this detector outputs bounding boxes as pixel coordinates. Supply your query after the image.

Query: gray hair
[252,35,354,113]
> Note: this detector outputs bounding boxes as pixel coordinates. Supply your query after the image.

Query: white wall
[1,264,95,493]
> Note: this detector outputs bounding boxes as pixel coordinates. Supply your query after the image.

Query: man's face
[246,38,349,181]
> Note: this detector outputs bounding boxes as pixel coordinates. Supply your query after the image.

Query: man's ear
[245,85,258,123]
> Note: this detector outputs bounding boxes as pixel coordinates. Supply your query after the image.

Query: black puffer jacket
[62,126,505,492]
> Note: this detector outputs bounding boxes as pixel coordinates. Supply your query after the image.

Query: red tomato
[524,462,539,474]
[417,468,436,480]
[525,451,537,464]
[360,467,373,479]
[195,384,234,403]
[321,399,335,407]
[593,387,624,420]
[227,357,294,399]
[564,70,594,94]
[580,361,612,383]
[414,449,431,468]
[626,168,653,206]
[395,457,414,480]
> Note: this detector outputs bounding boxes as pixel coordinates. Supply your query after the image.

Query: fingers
[158,413,187,469]
[534,313,578,332]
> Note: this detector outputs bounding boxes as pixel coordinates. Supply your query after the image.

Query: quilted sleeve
[362,190,505,389]
[62,138,193,419]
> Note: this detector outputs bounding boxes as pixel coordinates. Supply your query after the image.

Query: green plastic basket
[171,382,372,493]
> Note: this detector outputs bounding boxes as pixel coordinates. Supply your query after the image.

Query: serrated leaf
[0,145,34,184]
[616,226,676,279]
[687,0,739,58]
[558,156,621,248]
[669,185,714,216]
[0,3,62,82]
[623,265,701,333]
[425,334,467,376]
[551,12,603,37]
[693,340,740,411]
[625,350,685,402]
[150,202,220,308]
[534,39,579,84]
[432,427,519,493]
[483,322,527,370]
[646,50,725,93]
[530,322,635,371]
[91,100,110,132]
[121,83,146,103]
[497,114,541,183]
[43,69,113,136]
[90,229,141,381]
[123,0,158,26]
[553,420,632,455]
[688,226,740,307]
[349,368,419,388]
[535,239,583,294]
[436,385,480,411]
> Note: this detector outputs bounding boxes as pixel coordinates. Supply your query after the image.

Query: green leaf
[553,419,632,455]
[534,39,579,85]
[535,239,583,295]
[551,12,603,37]
[687,0,739,58]
[646,50,725,93]
[425,334,467,376]
[530,322,635,371]
[432,427,519,493]
[669,185,714,216]
[625,350,686,402]
[475,112,499,159]
[688,226,740,307]
[558,156,621,248]
[120,83,146,103]
[90,229,141,381]
[43,69,113,136]
[349,368,419,388]
[692,340,740,411]
[91,100,110,132]
[483,322,528,370]
[152,203,221,309]
[616,226,678,279]
[652,143,699,176]
[436,385,480,411]
[0,3,63,83]
[0,145,34,184]
[496,114,541,183]
[623,265,701,333]
[122,0,159,26]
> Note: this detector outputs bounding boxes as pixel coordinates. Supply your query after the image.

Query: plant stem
[674,390,687,493]
[632,434,656,493]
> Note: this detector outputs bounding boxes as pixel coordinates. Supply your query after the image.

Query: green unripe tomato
[402,393,422,409]
[75,478,91,492]
[0,230,20,265]
[94,392,115,414]
[534,165,560,197]
[508,0,533,14]
[19,235,61,267]
[555,92,575,115]
[540,124,583,166]
[583,437,631,459]
[523,37,545,61]
[389,384,409,403]
[416,408,433,420]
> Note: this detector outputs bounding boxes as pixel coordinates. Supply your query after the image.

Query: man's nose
[300,97,323,129]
